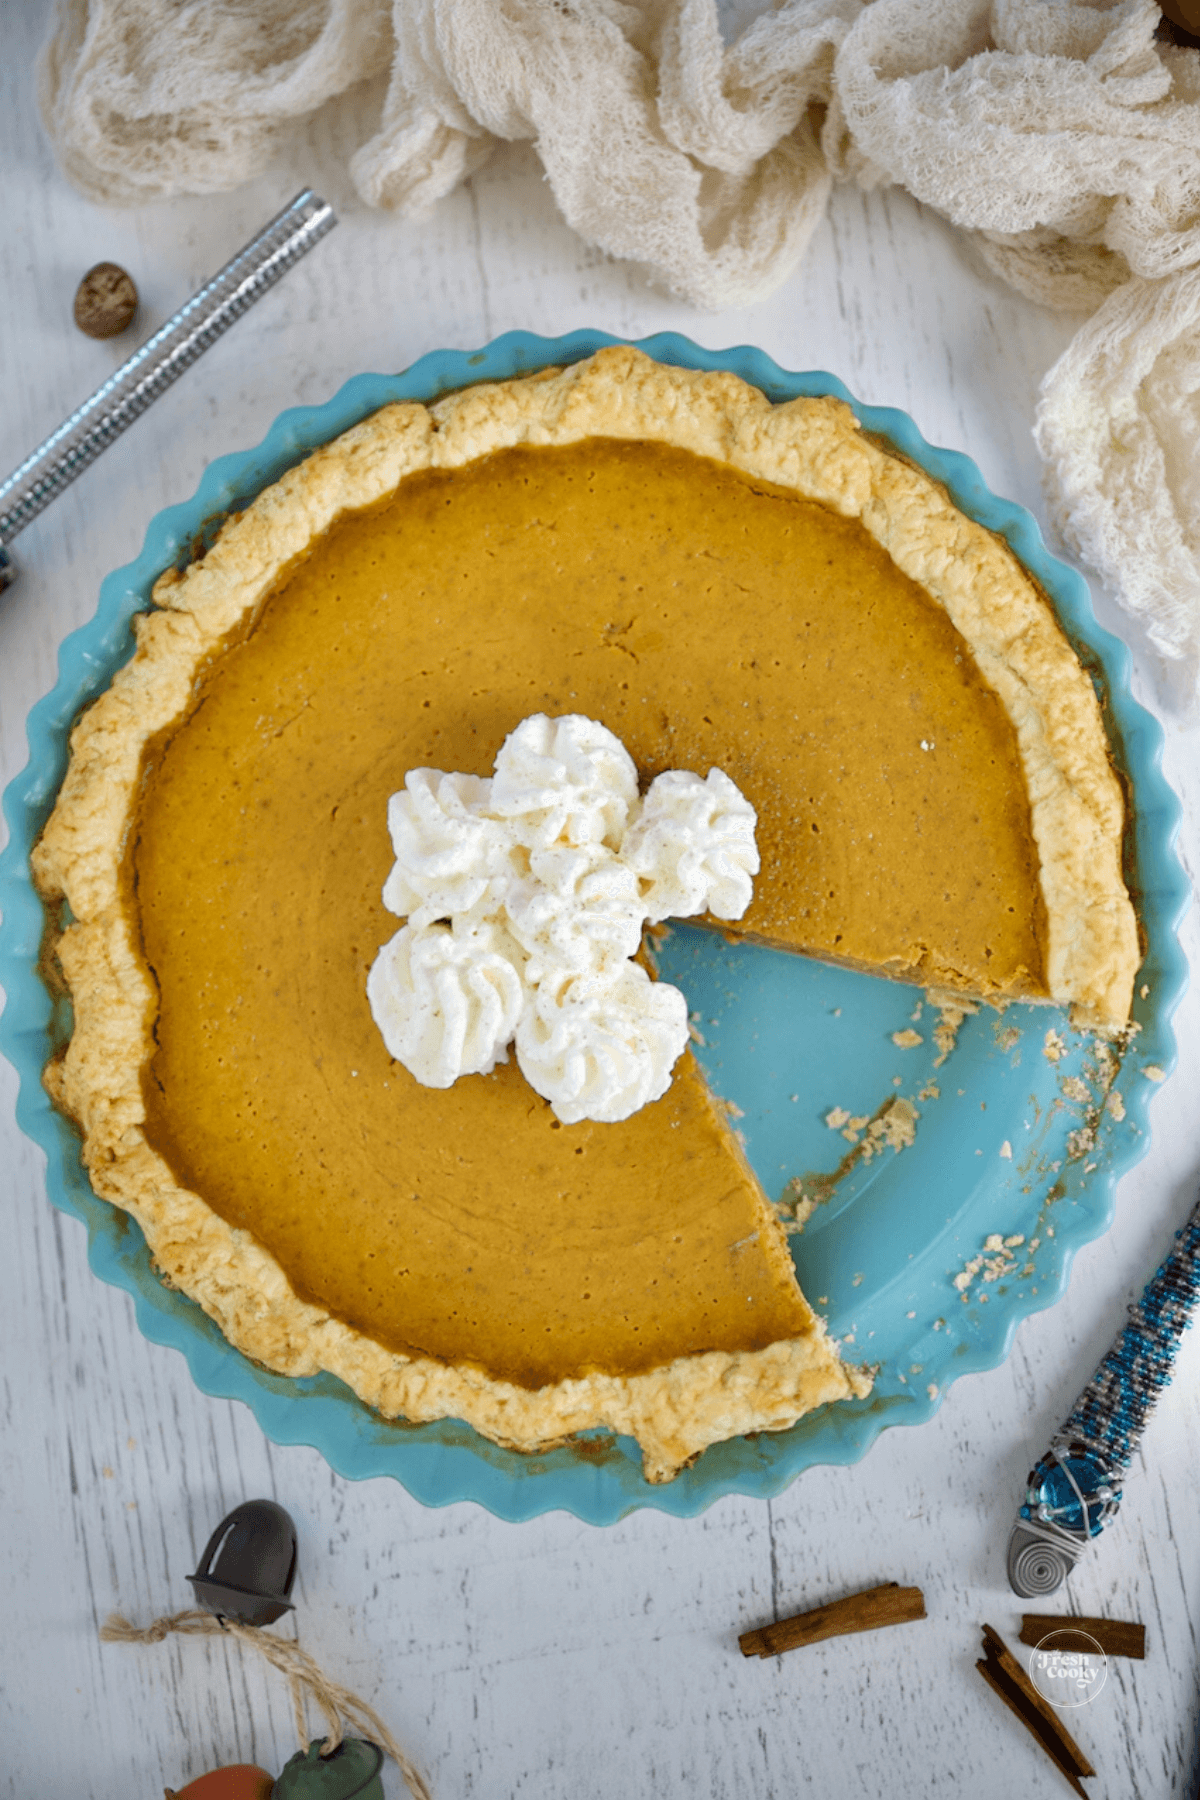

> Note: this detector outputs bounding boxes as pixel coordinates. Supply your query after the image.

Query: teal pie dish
[0,330,1188,1523]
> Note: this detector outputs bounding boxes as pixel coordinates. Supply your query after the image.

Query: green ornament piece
[271,1738,384,1800]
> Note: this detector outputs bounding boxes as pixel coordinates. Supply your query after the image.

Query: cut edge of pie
[32,347,1138,1481]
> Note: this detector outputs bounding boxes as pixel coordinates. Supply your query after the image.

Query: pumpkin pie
[32,348,1138,1481]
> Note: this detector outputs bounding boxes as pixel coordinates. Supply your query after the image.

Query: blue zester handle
[1063,1204,1200,1464]
[1007,1186,1200,1597]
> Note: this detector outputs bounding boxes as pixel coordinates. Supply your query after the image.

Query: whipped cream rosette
[366,919,525,1087]
[515,962,689,1126]
[368,714,759,1123]
[505,845,645,977]
[489,711,639,850]
[380,768,519,928]
[624,766,760,922]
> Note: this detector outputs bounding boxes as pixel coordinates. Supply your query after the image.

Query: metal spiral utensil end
[1006,1518,1084,1598]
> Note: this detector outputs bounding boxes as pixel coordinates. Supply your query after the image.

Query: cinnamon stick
[1019,1615,1145,1660]
[739,1581,926,1658]
[976,1624,1094,1796]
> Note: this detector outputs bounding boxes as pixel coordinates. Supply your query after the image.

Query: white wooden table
[3,13,1199,1798]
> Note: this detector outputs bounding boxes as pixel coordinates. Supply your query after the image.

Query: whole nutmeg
[73,261,138,339]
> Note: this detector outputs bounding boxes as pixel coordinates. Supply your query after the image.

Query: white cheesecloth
[37,0,1200,696]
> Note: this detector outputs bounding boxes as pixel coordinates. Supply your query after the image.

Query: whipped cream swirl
[516,963,689,1126]
[367,919,525,1088]
[368,714,759,1123]
[625,767,760,922]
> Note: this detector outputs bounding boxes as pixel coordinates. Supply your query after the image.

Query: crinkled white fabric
[368,713,758,1121]
[1036,263,1200,692]
[366,919,525,1086]
[39,0,856,306]
[624,768,760,921]
[831,0,1200,307]
[37,0,1200,690]
[39,0,1200,304]
[515,963,690,1125]
[37,0,391,205]
[354,0,856,309]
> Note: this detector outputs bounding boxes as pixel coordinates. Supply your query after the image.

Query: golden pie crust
[33,348,1138,1481]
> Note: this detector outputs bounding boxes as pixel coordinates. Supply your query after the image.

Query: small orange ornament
[165,1764,275,1800]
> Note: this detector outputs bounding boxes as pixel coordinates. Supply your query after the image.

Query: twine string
[100,1610,432,1800]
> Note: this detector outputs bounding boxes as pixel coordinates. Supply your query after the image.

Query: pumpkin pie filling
[134,438,1043,1385]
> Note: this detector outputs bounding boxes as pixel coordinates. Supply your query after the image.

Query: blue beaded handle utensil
[0,188,336,592]
[1008,1184,1200,1596]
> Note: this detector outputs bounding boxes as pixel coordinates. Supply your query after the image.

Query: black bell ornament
[188,1499,298,1626]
